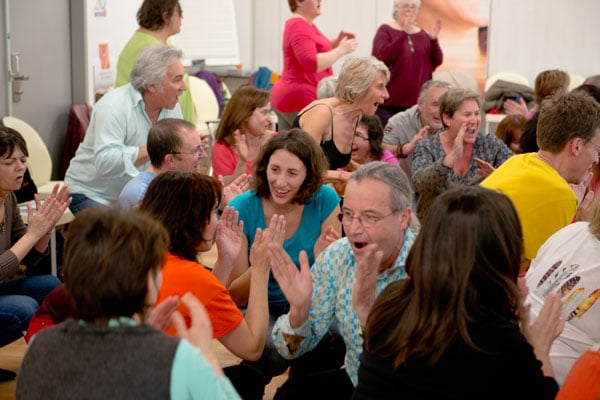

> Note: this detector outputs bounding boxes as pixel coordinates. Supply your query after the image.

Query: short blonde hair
[335,56,390,103]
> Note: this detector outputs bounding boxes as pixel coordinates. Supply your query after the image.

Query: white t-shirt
[525,221,600,385]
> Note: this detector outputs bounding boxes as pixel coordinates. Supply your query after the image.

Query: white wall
[240,0,600,87]
[487,0,600,85]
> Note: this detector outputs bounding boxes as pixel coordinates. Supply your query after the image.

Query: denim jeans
[0,275,61,347]
[68,193,104,215]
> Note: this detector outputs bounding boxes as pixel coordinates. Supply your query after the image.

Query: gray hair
[335,56,390,103]
[349,161,419,230]
[317,76,338,99]
[418,80,452,102]
[130,45,183,92]
[393,0,421,18]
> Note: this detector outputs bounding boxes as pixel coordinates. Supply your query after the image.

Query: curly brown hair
[253,129,328,204]
[137,0,181,30]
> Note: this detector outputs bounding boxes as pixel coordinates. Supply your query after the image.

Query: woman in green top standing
[116,0,196,124]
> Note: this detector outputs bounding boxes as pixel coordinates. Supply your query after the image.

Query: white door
[0,0,72,178]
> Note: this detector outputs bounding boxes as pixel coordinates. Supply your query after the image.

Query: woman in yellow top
[116,0,195,124]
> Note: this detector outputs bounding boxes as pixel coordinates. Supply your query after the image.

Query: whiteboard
[172,0,240,66]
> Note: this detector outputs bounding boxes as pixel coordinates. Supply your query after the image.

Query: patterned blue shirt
[271,228,417,385]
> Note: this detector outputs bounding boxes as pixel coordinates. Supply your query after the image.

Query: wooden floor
[0,245,288,399]
[0,338,287,399]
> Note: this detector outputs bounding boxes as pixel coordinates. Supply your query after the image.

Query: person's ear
[571,137,584,156]
[441,112,452,128]
[164,153,177,168]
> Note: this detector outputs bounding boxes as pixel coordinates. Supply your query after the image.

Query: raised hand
[443,123,467,168]
[473,157,496,178]
[338,36,358,55]
[517,278,564,377]
[404,125,433,155]
[215,206,243,263]
[352,244,383,326]
[232,129,249,161]
[424,19,442,39]
[147,296,179,331]
[269,245,313,328]
[27,184,71,240]
[249,214,286,273]
[503,97,528,115]
[313,226,341,258]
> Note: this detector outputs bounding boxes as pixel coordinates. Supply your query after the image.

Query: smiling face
[243,103,272,137]
[0,148,27,194]
[155,60,187,110]
[351,123,376,164]
[267,149,307,206]
[171,127,205,172]
[342,178,410,270]
[418,86,448,130]
[569,130,600,184]
[197,206,219,252]
[443,99,481,144]
[358,71,390,116]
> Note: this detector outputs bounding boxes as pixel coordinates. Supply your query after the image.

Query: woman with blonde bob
[293,56,391,177]
[354,185,564,399]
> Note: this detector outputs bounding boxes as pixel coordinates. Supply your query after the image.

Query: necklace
[407,35,414,53]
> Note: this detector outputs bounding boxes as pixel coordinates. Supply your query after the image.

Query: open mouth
[353,241,368,249]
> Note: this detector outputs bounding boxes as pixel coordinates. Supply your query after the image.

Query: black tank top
[293,104,353,169]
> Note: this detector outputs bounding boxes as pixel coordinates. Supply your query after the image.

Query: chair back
[568,73,586,91]
[485,72,530,91]
[2,116,52,186]
[188,75,220,135]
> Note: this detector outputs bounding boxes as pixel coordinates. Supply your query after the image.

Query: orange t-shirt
[156,252,243,338]
[556,349,600,400]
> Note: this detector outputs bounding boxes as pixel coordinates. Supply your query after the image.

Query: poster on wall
[84,0,140,103]
[417,0,490,92]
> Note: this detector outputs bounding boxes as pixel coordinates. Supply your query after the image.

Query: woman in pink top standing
[271,0,357,131]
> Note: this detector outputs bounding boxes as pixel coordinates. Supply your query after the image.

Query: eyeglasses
[586,140,600,155]
[354,133,369,141]
[172,147,206,157]
[337,210,397,229]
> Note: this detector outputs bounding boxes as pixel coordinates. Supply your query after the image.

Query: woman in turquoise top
[228,128,341,309]
[116,0,196,124]
[228,128,342,384]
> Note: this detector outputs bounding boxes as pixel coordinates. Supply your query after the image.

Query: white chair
[2,116,64,199]
[188,75,222,176]
[568,73,586,91]
[483,72,530,135]
[188,75,220,137]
